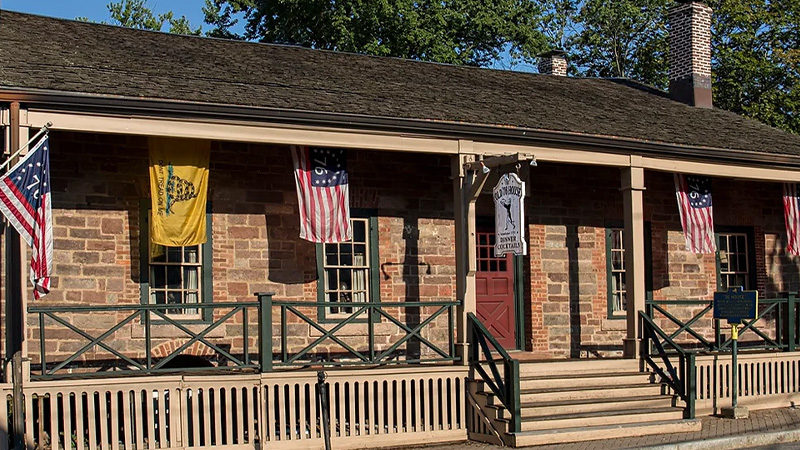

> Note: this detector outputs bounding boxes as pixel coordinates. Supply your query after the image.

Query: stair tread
[521,382,659,394]
[519,406,682,422]
[511,418,700,437]
[520,371,646,381]
[522,394,673,408]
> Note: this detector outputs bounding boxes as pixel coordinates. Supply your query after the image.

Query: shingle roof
[1,10,799,156]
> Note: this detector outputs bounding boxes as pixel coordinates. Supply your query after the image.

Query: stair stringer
[466,380,511,446]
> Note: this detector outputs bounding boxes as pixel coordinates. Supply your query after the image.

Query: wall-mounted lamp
[529,156,538,167]
[481,162,491,174]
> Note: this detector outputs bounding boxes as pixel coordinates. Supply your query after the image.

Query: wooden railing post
[789,292,797,352]
[506,359,521,433]
[684,353,696,419]
[256,292,274,373]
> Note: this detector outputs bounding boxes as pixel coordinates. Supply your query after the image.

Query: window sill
[602,318,627,331]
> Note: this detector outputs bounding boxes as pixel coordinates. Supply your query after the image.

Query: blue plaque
[713,286,758,324]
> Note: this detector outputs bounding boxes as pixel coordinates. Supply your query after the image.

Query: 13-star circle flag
[291,146,351,243]
[674,173,715,254]
[0,135,53,299]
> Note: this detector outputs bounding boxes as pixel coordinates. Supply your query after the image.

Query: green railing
[640,311,696,418]
[258,292,459,369]
[645,293,798,352]
[467,312,520,433]
[29,298,270,379]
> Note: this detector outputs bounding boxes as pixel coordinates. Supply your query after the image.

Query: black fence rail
[645,293,799,352]
[29,298,270,379]
[259,293,460,369]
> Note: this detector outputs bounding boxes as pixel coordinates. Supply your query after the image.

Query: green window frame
[605,223,652,319]
[315,210,380,323]
[139,200,213,322]
[715,228,755,291]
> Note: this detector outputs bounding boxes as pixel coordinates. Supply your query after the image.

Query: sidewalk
[401,407,800,450]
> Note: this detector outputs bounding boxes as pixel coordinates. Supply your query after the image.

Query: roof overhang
[3,86,800,179]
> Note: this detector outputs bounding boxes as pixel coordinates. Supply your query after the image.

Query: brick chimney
[537,50,567,76]
[668,0,713,108]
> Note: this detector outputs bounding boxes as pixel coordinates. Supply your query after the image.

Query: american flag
[291,146,351,243]
[783,183,800,255]
[0,135,53,299]
[674,174,715,253]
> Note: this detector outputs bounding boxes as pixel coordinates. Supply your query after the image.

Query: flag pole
[0,121,52,172]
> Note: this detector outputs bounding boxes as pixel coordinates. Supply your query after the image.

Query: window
[716,231,753,291]
[606,228,627,317]
[605,224,652,318]
[140,202,212,321]
[316,213,379,321]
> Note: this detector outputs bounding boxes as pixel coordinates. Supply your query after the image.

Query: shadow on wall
[766,235,800,294]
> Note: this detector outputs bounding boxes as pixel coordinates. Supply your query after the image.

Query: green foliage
[202,0,547,66]
[709,0,800,134]
[84,0,202,35]
[569,0,670,87]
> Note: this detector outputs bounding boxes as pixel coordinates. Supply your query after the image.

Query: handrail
[640,311,696,418]
[467,312,520,433]
[258,293,460,370]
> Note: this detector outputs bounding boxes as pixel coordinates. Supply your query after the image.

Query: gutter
[2,87,800,170]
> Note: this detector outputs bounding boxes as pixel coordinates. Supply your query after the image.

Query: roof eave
[2,86,799,169]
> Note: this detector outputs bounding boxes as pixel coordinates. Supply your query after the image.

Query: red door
[476,231,517,349]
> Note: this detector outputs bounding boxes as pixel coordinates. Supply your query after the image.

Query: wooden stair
[471,358,701,447]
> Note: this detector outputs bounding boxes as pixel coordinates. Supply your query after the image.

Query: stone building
[0,2,799,449]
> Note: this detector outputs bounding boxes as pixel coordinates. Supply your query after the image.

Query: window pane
[185,291,199,305]
[166,246,182,263]
[153,291,166,305]
[151,244,166,262]
[340,243,353,266]
[326,269,338,291]
[353,220,366,243]
[612,251,623,271]
[167,266,181,289]
[184,267,199,289]
[325,244,338,265]
[185,246,199,263]
[152,267,166,289]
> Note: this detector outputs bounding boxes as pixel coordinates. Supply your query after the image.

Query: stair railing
[640,311,696,419]
[467,312,521,433]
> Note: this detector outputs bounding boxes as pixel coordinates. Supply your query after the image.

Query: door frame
[476,220,526,351]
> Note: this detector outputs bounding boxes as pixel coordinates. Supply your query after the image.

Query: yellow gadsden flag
[149,138,210,246]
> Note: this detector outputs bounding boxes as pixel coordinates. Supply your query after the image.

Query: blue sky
[2,0,208,29]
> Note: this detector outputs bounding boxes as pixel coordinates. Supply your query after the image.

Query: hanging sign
[493,173,527,257]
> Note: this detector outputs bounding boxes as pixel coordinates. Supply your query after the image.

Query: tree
[709,0,800,134]
[569,0,671,88]
[79,0,202,35]
[202,0,548,67]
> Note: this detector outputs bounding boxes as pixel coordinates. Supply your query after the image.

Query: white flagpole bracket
[0,121,53,172]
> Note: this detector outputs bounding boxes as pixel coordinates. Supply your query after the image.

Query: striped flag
[783,183,800,255]
[674,174,715,253]
[0,135,53,299]
[291,146,351,243]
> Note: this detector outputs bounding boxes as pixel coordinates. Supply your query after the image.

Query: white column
[622,165,646,358]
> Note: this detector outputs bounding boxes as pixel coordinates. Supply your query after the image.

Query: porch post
[454,143,478,365]
[622,164,646,358]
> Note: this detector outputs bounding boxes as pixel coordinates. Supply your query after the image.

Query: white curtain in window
[353,254,367,303]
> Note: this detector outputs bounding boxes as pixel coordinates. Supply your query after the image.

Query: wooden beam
[27,110,460,155]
